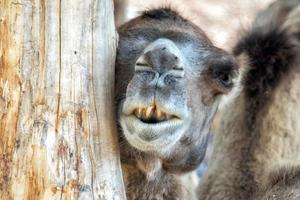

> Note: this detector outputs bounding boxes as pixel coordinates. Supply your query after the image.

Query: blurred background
[115,0,275,177]
[116,0,274,50]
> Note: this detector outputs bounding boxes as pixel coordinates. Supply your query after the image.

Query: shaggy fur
[198,1,300,199]
[259,166,300,199]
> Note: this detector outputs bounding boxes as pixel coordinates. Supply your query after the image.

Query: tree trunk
[0,0,126,199]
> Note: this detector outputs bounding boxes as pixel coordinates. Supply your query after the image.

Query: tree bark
[0,0,126,199]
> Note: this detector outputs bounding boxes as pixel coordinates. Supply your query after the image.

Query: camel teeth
[141,108,147,119]
[156,108,162,119]
[145,106,154,118]
[135,108,142,118]
[134,105,174,122]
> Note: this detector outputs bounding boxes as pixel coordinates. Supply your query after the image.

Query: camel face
[120,38,191,154]
[115,8,238,165]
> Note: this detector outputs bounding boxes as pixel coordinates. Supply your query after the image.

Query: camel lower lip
[120,114,190,152]
[121,114,185,141]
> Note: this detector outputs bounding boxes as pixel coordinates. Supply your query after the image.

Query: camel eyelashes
[208,65,234,88]
[136,62,149,67]
[172,66,184,71]
[214,70,233,87]
[135,62,153,72]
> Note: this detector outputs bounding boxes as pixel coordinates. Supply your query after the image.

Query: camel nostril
[164,75,177,85]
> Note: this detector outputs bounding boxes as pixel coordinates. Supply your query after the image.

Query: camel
[198,1,300,199]
[115,8,238,199]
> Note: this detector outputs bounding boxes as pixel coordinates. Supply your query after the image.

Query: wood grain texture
[0,0,126,199]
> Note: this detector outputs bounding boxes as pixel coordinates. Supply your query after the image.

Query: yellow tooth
[139,108,143,116]
[145,106,154,118]
[156,108,162,119]
[142,108,148,119]
[135,108,142,118]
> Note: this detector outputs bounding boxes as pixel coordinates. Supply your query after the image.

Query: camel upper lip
[131,105,179,124]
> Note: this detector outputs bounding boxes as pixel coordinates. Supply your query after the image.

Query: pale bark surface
[0,0,125,199]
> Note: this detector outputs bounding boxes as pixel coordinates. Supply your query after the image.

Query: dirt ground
[124,0,274,50]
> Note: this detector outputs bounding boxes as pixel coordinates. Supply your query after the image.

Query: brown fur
[198,1,300,199]
[258,166,300,199]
